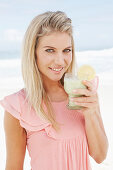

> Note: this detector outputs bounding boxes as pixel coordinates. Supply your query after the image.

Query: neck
[44,81,63,93]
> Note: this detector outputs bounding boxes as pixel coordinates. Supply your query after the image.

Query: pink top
[0,89,91,170]
[0,78,99,170]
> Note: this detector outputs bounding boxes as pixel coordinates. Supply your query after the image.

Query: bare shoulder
[4,111,27,170]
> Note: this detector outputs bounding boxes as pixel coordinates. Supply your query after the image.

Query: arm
[83,103,109,163]
[72,80,109,163]
[4,111,27,170]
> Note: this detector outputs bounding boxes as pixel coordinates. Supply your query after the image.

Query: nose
[54,53,65,65]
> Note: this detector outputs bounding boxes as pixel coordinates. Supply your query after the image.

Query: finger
[71,96,97,103]
[72,88,96,97]
[74,101,97,108]
[82,80,95,91]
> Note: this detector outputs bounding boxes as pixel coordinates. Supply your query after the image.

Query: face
[36,31,72,83]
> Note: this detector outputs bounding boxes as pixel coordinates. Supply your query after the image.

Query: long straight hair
[21,11,77,132]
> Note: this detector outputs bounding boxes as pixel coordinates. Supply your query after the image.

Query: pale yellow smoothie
[64,74,86,109]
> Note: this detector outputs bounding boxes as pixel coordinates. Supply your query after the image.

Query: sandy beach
[0,77,113,170]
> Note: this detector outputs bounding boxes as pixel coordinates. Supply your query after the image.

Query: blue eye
[45,49,54,53]
[64,49,72,52]
[45,49,72,53]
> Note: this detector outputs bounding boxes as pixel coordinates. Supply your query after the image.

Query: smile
[49,67,63,73]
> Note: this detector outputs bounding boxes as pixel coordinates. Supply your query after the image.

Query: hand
[71,80,100,115]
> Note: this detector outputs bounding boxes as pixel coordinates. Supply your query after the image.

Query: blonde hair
[21,11,76,132]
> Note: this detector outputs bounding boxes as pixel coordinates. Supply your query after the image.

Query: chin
[49,75,63,81]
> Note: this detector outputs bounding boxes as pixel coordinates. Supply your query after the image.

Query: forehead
[38,31,72,48]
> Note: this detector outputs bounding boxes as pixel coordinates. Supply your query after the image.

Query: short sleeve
[0,89,52,138]
[0,92,21,120]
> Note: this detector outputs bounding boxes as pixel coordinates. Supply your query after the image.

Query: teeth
[50,68,63,71]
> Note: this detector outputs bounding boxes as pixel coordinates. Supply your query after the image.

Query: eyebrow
[43,46,72,49]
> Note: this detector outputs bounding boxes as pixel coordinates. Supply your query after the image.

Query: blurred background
[0,0,113,169]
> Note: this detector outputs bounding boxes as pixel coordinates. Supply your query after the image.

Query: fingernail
[70,98,74,101]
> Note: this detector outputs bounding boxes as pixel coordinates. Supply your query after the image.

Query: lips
[49,67,63,70]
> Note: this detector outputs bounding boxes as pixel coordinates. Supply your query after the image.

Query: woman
[0,11,108,170]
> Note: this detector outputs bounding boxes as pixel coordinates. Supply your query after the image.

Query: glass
[64,73,87,110]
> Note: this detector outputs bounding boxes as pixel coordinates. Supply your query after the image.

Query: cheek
[65,54,72,65]
[36,54,52,68]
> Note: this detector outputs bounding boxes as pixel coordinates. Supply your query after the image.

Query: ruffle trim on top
[0,93,21,120]
[0,89,56,140]
[44,124,60,140]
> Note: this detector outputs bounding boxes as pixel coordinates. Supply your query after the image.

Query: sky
[0,0,113,51]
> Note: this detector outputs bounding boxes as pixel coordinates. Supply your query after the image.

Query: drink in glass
[64,73,87,110]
